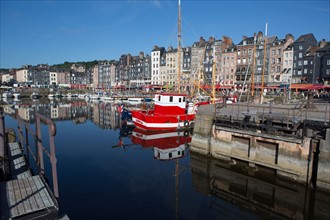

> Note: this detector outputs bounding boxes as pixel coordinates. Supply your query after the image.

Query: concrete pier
[318,129,330,191]
[191,102,330,191]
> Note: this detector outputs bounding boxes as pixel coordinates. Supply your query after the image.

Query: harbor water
[2,99,330,220]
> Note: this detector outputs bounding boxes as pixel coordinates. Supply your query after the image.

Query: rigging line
[181,14,201,45]
[239,52,253,102]
[166,21,178,48]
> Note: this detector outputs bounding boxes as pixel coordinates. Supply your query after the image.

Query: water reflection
[131,128,191,161]
[1,99,122,130]
[2,99,329,220]
[190,152,330,220]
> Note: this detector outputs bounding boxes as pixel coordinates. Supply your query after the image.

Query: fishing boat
[130,0,197,131]
[130,93,196,131]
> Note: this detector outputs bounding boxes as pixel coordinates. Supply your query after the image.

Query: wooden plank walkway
[0,142,59,220]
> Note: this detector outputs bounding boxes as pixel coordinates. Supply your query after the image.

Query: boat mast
[212,46,216,104]
[260,21,268,104]
[251,33,257,97]
[177,0,182,93]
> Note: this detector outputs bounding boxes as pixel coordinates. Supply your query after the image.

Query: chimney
[199,37,205,44]
[257,31,263,41]
[319,39,327,48]
[209,36,215,42]
[285,33,294,41]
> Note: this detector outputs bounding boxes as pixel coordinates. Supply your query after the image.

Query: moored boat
[130,92,196,131]
[31,92,41,99]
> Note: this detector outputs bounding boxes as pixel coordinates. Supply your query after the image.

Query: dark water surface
[2,99,330,220]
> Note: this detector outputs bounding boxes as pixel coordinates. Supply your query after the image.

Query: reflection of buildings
[190,152,330,220]
[17,106,33,121]
[91,102,121,130]
[7,101,123,130]
[2,105,16,115]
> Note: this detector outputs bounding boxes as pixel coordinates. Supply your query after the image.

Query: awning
[290,84,326,90]
[201,84,233,89]
[254,85,279,89]
[301,84,327,90]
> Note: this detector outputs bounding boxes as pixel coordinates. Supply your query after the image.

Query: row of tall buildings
[2,32,330,91]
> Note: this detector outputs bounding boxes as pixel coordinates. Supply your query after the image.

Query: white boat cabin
[154,93,187,108]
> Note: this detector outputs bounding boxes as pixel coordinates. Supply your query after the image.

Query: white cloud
[150,0,162,9]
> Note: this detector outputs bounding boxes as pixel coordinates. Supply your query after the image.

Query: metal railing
[0,113,5,160]
[214,101,330,130]
[0,113,6,178]
[17,113,59,199]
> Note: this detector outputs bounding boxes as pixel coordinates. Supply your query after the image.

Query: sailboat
[130,0,196,131]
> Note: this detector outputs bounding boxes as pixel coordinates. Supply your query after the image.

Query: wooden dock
[0,113,68,220]
[1,142,59,220]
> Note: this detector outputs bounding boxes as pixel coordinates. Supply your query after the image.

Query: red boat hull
[130,109,195,131]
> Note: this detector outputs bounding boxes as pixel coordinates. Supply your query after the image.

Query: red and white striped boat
[130,92,196,131]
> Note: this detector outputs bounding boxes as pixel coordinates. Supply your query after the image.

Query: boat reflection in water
[3,100,330,219]
[190,152,330,220]
[131,127,191,161]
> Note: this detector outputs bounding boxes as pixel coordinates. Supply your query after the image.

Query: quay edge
[191,103,330,192]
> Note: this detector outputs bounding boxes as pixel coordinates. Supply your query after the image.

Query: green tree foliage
[51,60,102,70]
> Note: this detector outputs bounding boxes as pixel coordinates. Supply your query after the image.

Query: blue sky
[1,0,329,69]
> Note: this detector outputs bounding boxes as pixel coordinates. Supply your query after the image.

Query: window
[299,53,302,58]
[327,59,330,65]
[179,98,182,102]
[169,96,173,102]
[304,60,308,65]
[299,45,303,50]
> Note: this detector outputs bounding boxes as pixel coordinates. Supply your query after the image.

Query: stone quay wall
[191,104,330,191]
